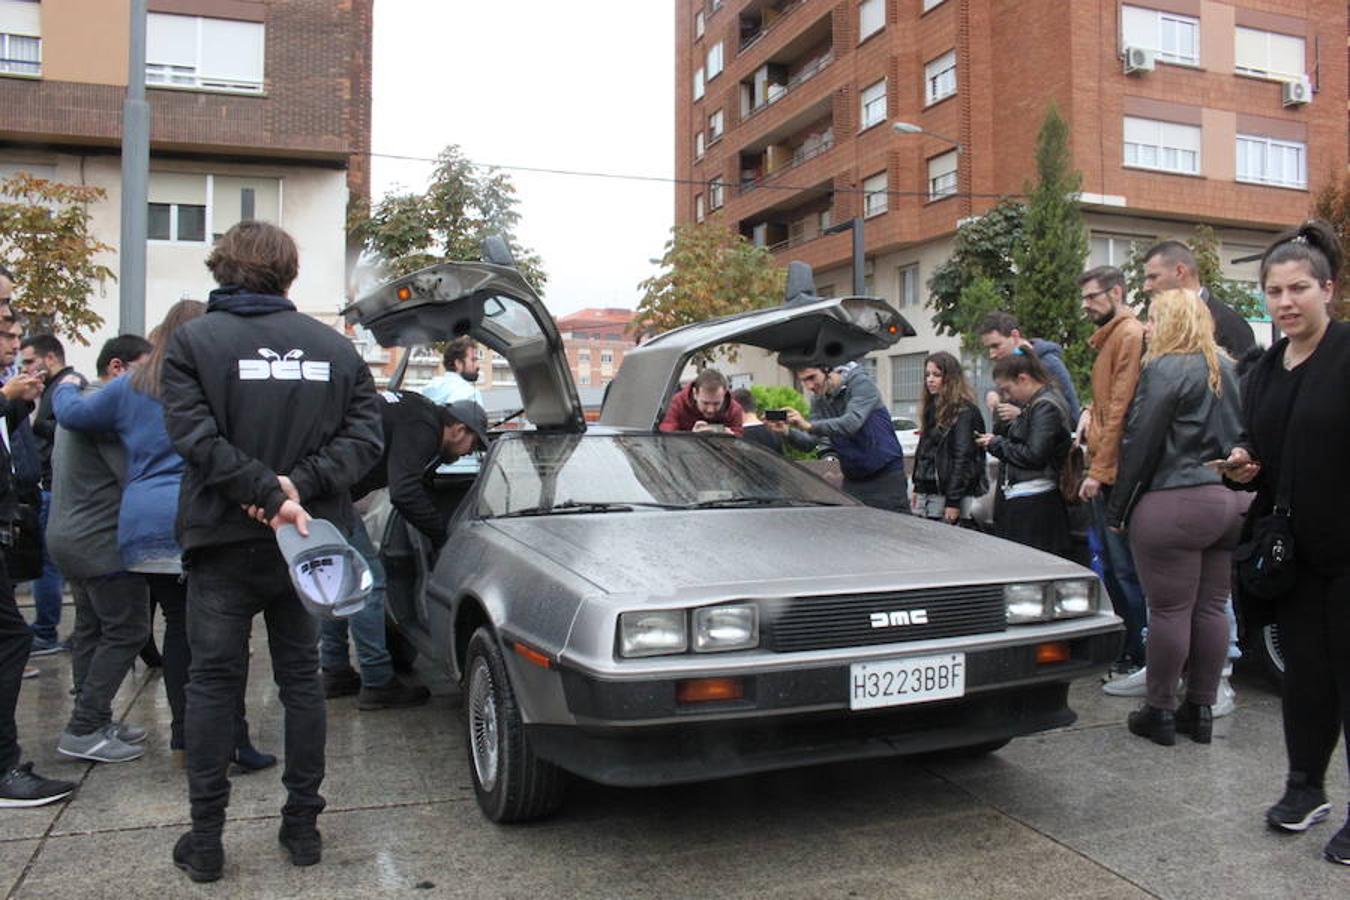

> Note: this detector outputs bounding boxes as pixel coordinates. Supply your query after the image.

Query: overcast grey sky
[369,1,675,315]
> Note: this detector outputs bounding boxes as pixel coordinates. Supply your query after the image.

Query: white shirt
[419,371,483,406]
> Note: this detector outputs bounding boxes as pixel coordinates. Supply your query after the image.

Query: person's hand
[995,402,1021,422]
[765,419,788,434]
[1079,476,1102,502]
[785,409,809,431]
[985,389,1001,412]
[1221,447,1261,484]
[2,373,42,402]
[1076,408,1092,445]
[974,432,996,449]
[269,499,311,536]
[943,506,960,524]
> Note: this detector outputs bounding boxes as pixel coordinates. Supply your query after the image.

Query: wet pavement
[4,599,1347,899]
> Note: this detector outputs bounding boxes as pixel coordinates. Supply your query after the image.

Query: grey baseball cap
[275,519,372,620]
[443,400,490,450]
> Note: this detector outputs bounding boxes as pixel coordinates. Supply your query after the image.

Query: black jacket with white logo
[162,287,384,552]
[350,390,449,546]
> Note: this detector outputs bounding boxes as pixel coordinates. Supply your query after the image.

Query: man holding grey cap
[160,222,382,883]
[321,391,487,710]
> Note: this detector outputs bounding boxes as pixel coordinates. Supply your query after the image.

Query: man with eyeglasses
[0,272,76,809]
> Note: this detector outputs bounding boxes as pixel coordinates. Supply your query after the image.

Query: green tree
[0,173,115,343]
[749,383,814,460]
[927,198,1025,344]
[636,218,786,359]
[1312,170,1350,320]
[1012,105,1091,392]
[349,145,546,290]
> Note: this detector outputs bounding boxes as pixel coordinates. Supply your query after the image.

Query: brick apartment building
[677,0,1348,418]
[557,307,636,389]
[0,0,372,373]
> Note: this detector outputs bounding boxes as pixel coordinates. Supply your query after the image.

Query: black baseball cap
[443,400,490,450]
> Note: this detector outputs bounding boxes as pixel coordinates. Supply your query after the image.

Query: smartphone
[1203,458,1243,472]
[764,409,789,422]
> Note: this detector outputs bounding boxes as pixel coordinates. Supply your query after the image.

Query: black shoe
[0,762,76,808]
[1127,704,1176,746]
[1266,773,1331,832]
[357,677,431,711]
[231,744,277,774]
[173,832,223,883]
[323,666,361,699]
[278,822,322,866]
[1325,809,1350,866]
[1174,701,1212,744]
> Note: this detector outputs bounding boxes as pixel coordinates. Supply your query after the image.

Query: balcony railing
[739,0,807,52]
[738,133,835,196]
[741,51,834,125]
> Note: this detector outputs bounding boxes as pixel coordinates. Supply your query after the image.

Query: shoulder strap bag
[1232,371,1301,600]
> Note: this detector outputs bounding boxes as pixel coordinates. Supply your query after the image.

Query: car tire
[463,627,568,823]
[1249,623,1286,690]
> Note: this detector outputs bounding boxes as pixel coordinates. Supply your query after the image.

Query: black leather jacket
[1107,353,1242,527]
[912,401,986,505]
[987,388,1071,488]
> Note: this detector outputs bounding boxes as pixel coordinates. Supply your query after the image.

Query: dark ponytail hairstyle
[1259,218,1343,290]
[991,347,1051,385]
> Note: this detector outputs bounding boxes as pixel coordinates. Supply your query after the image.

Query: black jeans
[843,465,910,513]
[146,574,189,748]
[66,574,150,735]
[1276,568,1350,787]
[0,559,30,770]
[185,542,325,838]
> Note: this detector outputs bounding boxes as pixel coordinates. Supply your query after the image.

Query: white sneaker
[1103,666,1148,697]
[1213,675,1236,718]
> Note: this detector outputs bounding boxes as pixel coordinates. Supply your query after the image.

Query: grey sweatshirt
[47,385,127,579]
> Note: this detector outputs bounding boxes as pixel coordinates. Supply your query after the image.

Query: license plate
[848,653,965,710]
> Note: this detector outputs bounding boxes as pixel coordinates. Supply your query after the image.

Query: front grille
[763,585,1006,653]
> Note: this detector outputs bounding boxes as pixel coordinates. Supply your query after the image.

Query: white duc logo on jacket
[238,348,331,382]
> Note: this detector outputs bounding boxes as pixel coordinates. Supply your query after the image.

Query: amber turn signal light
[396,285,413,301]
[512,642,552,669]
[1035,641,1071,665]
[675,677,744,704]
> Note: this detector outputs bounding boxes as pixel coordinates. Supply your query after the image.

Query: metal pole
[119,0,149,336]
[851,217,865,296]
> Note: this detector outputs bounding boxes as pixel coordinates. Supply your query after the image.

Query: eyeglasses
[1079,289,1110,302]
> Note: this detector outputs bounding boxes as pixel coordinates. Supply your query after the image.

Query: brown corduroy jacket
[1086,310,1145,484]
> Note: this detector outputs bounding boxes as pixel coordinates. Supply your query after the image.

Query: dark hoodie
[1026,338,1081,424]
[161,287,383,551]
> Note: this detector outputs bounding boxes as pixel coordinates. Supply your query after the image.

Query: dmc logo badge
[869,609,929,629]
[239,348,331,382]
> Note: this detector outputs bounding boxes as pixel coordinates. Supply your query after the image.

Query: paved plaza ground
[3,597,1346,899]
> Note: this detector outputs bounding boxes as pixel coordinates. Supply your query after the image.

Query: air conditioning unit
[1282,76,1312,107]
[1123,46,1156,75]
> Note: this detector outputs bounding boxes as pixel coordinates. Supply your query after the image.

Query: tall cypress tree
[1012,105,1091,394]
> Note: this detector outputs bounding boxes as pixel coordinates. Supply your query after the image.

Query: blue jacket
[1027,339,1081,424]
[786,364,904,481]
[51,376,184,570]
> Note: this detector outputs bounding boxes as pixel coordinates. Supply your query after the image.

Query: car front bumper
[531,629,1121,786]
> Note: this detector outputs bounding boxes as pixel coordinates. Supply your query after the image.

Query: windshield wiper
[495,500,639,518]
[683,497,839,509]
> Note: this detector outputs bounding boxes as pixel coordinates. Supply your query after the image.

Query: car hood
[484,507,1090,601]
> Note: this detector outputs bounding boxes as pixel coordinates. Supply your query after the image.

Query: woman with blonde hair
[1106,288,1245,746]
[911,351,986,523]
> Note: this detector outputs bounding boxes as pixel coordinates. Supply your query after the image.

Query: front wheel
[1251,623,1286,690]
[463,627,568,823]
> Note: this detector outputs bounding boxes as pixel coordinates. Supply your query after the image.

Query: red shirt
[658,384,745,436]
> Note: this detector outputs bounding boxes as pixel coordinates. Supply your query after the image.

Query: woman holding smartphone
[911,352,985,523]
[1105,289,1244,747]
[1219,219,1349,865]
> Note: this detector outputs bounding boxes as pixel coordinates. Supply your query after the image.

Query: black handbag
[3,500,43,583]
[1233,383,1300,600]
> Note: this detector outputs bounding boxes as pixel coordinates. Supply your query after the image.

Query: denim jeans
[30,490,63,643]
[65,574,150,735]
[0,560,31,770]
[319,517,392,687]
[1091,488,1148,665]
[185,542,325,837]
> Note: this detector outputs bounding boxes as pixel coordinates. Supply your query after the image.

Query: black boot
[1127,704,1176,746]
[1174,701,1212,744]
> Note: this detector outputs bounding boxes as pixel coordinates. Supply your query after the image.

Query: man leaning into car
[659,368,744,435]
[321,393,488,710]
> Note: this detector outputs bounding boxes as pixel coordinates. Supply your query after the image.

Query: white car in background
[893,416,920,459]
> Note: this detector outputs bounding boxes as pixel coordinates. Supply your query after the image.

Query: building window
[695,193,705,222]
[889,352,926,419]
[924,50,956,106]
[706,41,724,81]
[923,0,945,10]
[210,175,280,237]
[148,203,206,243]
[146,13,265,93]
[818,208,832,232]
[708,109,724,143]
[1123,116,1200,175]
[601,350,613,364]
[694,9,705,39]
[694,130,705,159]
[859,0,884,41]
[1236,134,1307,190]
[708,182,725,210]
[898,264,919,307]
[928,151,958,199]
[693,67,705,101]
[1090,232,1154,268]
[1235,27,1305,80]
[860,78,887,130]
[1120,5,1199,66]
[579,373,591,386]
[863,171,888,217]
[0,0,40,76]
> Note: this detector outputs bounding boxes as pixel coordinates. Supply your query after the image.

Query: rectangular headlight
[1052,579,1096,619]
[619,610,687,658]
[693,604,758,652]
[1005,583,1049,624]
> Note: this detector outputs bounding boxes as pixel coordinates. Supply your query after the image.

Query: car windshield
[477,434,850,518]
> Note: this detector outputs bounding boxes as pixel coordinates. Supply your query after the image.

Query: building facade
[0,0,373,372]
[677,0,1347,417]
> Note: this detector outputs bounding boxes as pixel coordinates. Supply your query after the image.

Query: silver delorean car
[343,244,1122,823]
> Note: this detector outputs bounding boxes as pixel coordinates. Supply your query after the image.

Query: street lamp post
[822,217,865,296]
[893,121,964,154]
[119,0,149,336]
